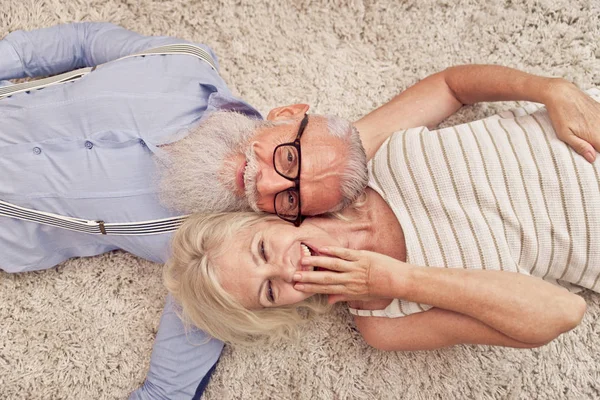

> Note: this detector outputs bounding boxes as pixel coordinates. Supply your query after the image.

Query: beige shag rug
[1,0,599,399]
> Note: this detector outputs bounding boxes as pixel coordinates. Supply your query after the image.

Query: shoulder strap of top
[347,307,389,317]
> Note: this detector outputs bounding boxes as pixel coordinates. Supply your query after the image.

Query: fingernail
[293,273,301,281]
[585,151,596,163]
[320,247,329,253]
[295,283,304,290]
[301,258,311,265]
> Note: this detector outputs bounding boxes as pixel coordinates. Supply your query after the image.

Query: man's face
[155,108,356,217]
[238,114,349,216]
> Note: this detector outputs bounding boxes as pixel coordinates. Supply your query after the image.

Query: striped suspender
[0,44,216,235]
[0,200,189,236]
[0,68,92,99]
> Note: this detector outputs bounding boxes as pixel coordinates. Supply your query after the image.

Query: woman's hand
[544,79,600,163]
[293,246,410,304]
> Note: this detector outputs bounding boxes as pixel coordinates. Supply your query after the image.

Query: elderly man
[1,22,598,399]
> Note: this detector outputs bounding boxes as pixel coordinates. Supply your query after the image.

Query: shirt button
[33,147,42,155]
[139,139,146,147]
[84,141,94,149]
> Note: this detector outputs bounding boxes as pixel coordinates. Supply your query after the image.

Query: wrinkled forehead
[299,138,348,215]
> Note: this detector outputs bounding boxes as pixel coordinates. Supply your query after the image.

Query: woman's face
[214,218,341,309]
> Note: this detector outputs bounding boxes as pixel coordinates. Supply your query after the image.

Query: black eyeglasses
[273,114,309,226]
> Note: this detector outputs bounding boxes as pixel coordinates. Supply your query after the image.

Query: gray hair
[323,115,368,212]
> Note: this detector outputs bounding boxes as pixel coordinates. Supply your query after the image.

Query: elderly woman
[165,88,600,350]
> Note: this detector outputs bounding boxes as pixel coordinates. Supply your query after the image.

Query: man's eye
[287,193,296,206]
[283,149,297,172]
[267,281,275,303]
[260,240,267,262]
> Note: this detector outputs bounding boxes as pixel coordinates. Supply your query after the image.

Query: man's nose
[256,167,294,197]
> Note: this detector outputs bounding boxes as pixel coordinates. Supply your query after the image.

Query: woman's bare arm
[354,307,546,351]
[392,266,585,345]
[294,247,586,349]
[354,65,600,162]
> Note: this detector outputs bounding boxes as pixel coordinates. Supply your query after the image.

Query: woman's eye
[267,281,275,303]
[260,240,267,262]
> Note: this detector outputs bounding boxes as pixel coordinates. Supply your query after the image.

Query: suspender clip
[97,220,107,235]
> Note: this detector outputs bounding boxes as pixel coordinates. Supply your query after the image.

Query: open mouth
[300,243,328,272]
[300,243,315,271]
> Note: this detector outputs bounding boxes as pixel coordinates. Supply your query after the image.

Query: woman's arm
[355,307,547,351]
[390,266,585,346]
[354,65,600,162]
[294,247,586,349]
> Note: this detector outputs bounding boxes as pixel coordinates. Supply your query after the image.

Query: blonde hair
[164,212,331,346]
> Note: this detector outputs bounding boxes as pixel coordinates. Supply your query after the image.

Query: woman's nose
[271,262,298,284]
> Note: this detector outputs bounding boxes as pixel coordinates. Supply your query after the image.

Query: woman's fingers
[317,246,362,261]
[294,282,348,294]
[293,270,348,284]
[300,255,351,272]
[563,133,597,163]
[547,82,600,163]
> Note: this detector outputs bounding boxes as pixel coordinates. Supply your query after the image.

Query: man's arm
[129,295,224,400]
[354,65,600,162]
[0,22,201,80]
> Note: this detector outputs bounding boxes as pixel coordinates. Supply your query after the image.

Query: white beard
[153,111,257,213]
[243,143,262,212]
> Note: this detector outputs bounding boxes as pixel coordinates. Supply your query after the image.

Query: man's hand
[543,79,600,163]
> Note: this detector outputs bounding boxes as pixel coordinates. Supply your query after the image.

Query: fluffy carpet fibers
[1,0,599,399]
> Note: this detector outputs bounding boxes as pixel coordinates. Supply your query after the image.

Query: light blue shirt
[0,22,261,399]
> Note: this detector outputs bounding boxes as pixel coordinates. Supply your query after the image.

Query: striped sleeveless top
[350,88,600,318]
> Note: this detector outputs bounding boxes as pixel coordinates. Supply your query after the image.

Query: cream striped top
[350,88,600,318]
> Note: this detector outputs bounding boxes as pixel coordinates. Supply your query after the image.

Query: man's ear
[266,104,310,121]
